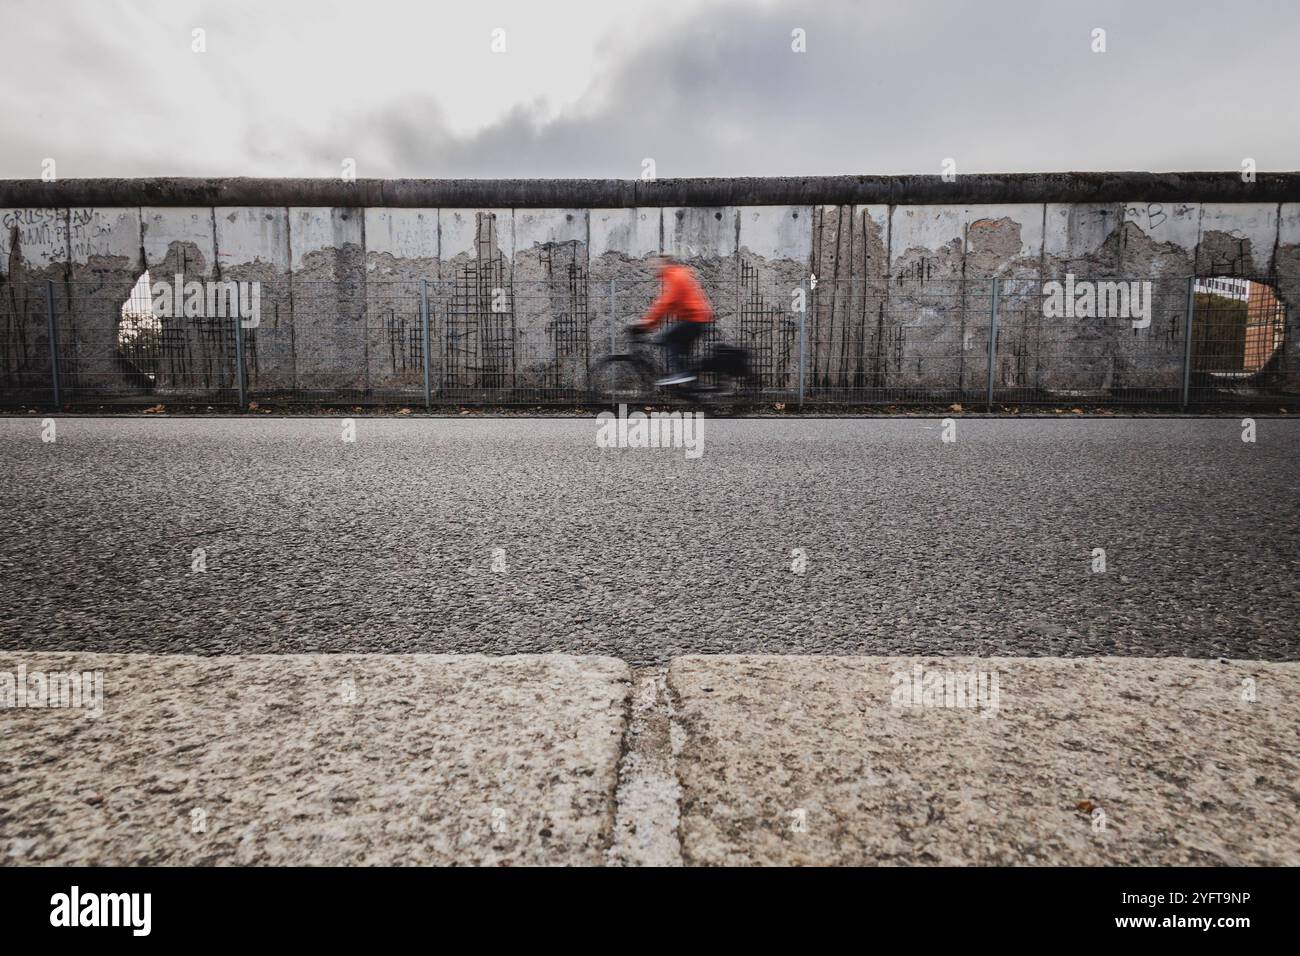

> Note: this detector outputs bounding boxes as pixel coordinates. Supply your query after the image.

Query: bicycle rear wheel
[592,355,656,404]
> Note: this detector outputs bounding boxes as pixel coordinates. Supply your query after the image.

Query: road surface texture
[1,417,1296,661]
[3,651,1295,866]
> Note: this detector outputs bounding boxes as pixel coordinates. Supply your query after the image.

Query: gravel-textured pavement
[1,416,1295,661]
[0,652,629,865]
[669,655,1300,866]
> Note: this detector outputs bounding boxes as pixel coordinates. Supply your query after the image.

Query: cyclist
[631,255,715,386]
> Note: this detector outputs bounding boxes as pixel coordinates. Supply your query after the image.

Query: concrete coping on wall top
[2,172,1299,208]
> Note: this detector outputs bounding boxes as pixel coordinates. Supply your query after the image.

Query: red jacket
[640,264,714,329]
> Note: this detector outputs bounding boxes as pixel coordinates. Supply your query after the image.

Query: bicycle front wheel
[591,355,655,405]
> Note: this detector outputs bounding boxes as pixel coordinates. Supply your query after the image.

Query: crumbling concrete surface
[3,652,1296,866]
[0,653,630,865]
[669,656,1299,866]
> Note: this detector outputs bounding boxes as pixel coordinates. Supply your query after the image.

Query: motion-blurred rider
[631,256,715,386]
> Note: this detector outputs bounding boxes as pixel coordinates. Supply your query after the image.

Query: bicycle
[594,324,753,406]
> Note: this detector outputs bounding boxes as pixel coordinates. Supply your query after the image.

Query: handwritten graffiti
[2,208,122,263]
[1126,203,1167,231]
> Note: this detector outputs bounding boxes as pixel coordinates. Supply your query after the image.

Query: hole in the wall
[1192,276,1288,378]
[117,270,161,389]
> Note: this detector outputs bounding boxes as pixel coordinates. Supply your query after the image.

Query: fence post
[608,278,617,403]
[45,280,61,407]
[232,292,248,409]
[1181,276,1196,408]
[797,278,807,407]
[421,279,432,408]
[985,277,1000,411]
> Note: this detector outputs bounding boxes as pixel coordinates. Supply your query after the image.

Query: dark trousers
[660,320,705,374]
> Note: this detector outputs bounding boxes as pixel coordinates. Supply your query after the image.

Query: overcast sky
[2,0,1297,179]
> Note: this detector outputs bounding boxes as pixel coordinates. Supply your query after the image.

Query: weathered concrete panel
[963,205,1044,395]
[1,207,70,275]
[216,207,290,274]
[808,205,886,390]
[963,204,1043,279]
[1116,202,1200,391]
[67,208,143,397]
[290,207,365,392]
[67,207,140,267]
[739,206,810,391]
[142,208,234,395]
[1195,202,1278,276]
[1274,203,1300,391]
[1120,201,1199,273]
[363,209,437,393]
[143,207,215,277]
[665,206,738,366]
[1043,203,1124,276]
[1039,204,1128,391]
[215,208,292,391]
[439,208,512,268]
[1,208,71,395]
[365,208,439,264]
[512,209,589,393]
[590,207,661,260]
[589,208,662,366]
[1,208,141,397]
[738,205,810,264]
[888,206,973,392]
[438,210,513,395]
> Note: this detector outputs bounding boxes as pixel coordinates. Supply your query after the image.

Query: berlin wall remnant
[2,173,1299,401]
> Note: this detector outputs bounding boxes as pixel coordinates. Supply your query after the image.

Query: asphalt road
[1,416,1296,661]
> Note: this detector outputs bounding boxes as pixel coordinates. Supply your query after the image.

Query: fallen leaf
[949,403,963,412]
[1076,799,1096,813]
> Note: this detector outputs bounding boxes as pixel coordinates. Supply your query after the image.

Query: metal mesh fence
[0,275,1293,407]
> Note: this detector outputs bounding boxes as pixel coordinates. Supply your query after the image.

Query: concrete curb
[3,653,1296,865]
[669,656,1299,866]
[0,653,630,865]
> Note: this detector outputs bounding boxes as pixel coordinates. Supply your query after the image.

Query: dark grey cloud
[301,0,1300,176]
